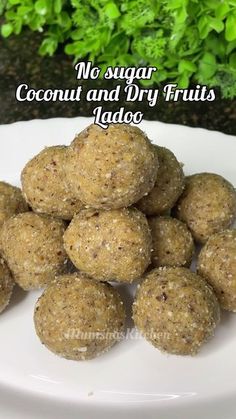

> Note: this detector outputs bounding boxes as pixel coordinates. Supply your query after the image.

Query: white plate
[0,117,236,419]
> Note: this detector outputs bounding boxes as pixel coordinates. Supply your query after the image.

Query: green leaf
[229,52,236,67]
[175,6,188,24]
[57,11,71,30]
[178,72,190,88]
[198,15,224,39]
[226,40,236,54]
[205,33,224,56]
[39,38,58,56]
[198,16,211,39]
[153,70,168,83]
[104,2,120,19]
[54,0,62,14]
[225,14,236,41]
[203,0,218,10]
[208,17,224,33]
[165,0,188,10]
[17,6,33,16]
[199,52,217,78]
[215,3,230,19]
[35,0,48,16]
[5,10,17,19]
[14,17,22,34]
[65,42,80,55]
[29,14,45,31]
[178,59,197,73]
[8,0,21,4]
[1,23,13,37]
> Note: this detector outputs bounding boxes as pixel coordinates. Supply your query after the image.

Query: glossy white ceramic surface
[0,117,236,419]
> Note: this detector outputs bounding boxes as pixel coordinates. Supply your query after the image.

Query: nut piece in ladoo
[0,181,28,229]
[34,273,126,360]
[21,146,83,220]
[175,173,236,243]
[66,124,159,209]
[148,216,194,268]
[133,267,220,355]
[0,258,14,314]
[198,229,236,312]
[1,212,68,290]
[64,208,152,283]
[136,146,185,216]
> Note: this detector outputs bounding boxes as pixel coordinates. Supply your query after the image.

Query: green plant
[1,0,236,98]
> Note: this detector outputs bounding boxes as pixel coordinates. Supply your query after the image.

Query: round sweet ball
[66,124,159,209]
[133,267,220,356]
[64,208,152,283]
[175,173,236,243]
[0,258,14,314]
[136,146,184,216]
[1,212,68,290]
[0,181,28,229]
[198,229,236,312]
[21,146,83,220]
[148,216,194,268]
[34,273,125,360]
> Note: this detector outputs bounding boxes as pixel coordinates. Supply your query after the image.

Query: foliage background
[1,0,236,98]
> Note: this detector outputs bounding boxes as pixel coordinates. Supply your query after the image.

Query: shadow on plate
[197,309,236,358]
[4,284,28,313]
[114,282,135,330]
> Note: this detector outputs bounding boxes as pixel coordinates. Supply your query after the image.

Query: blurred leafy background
[0,0,236,98]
